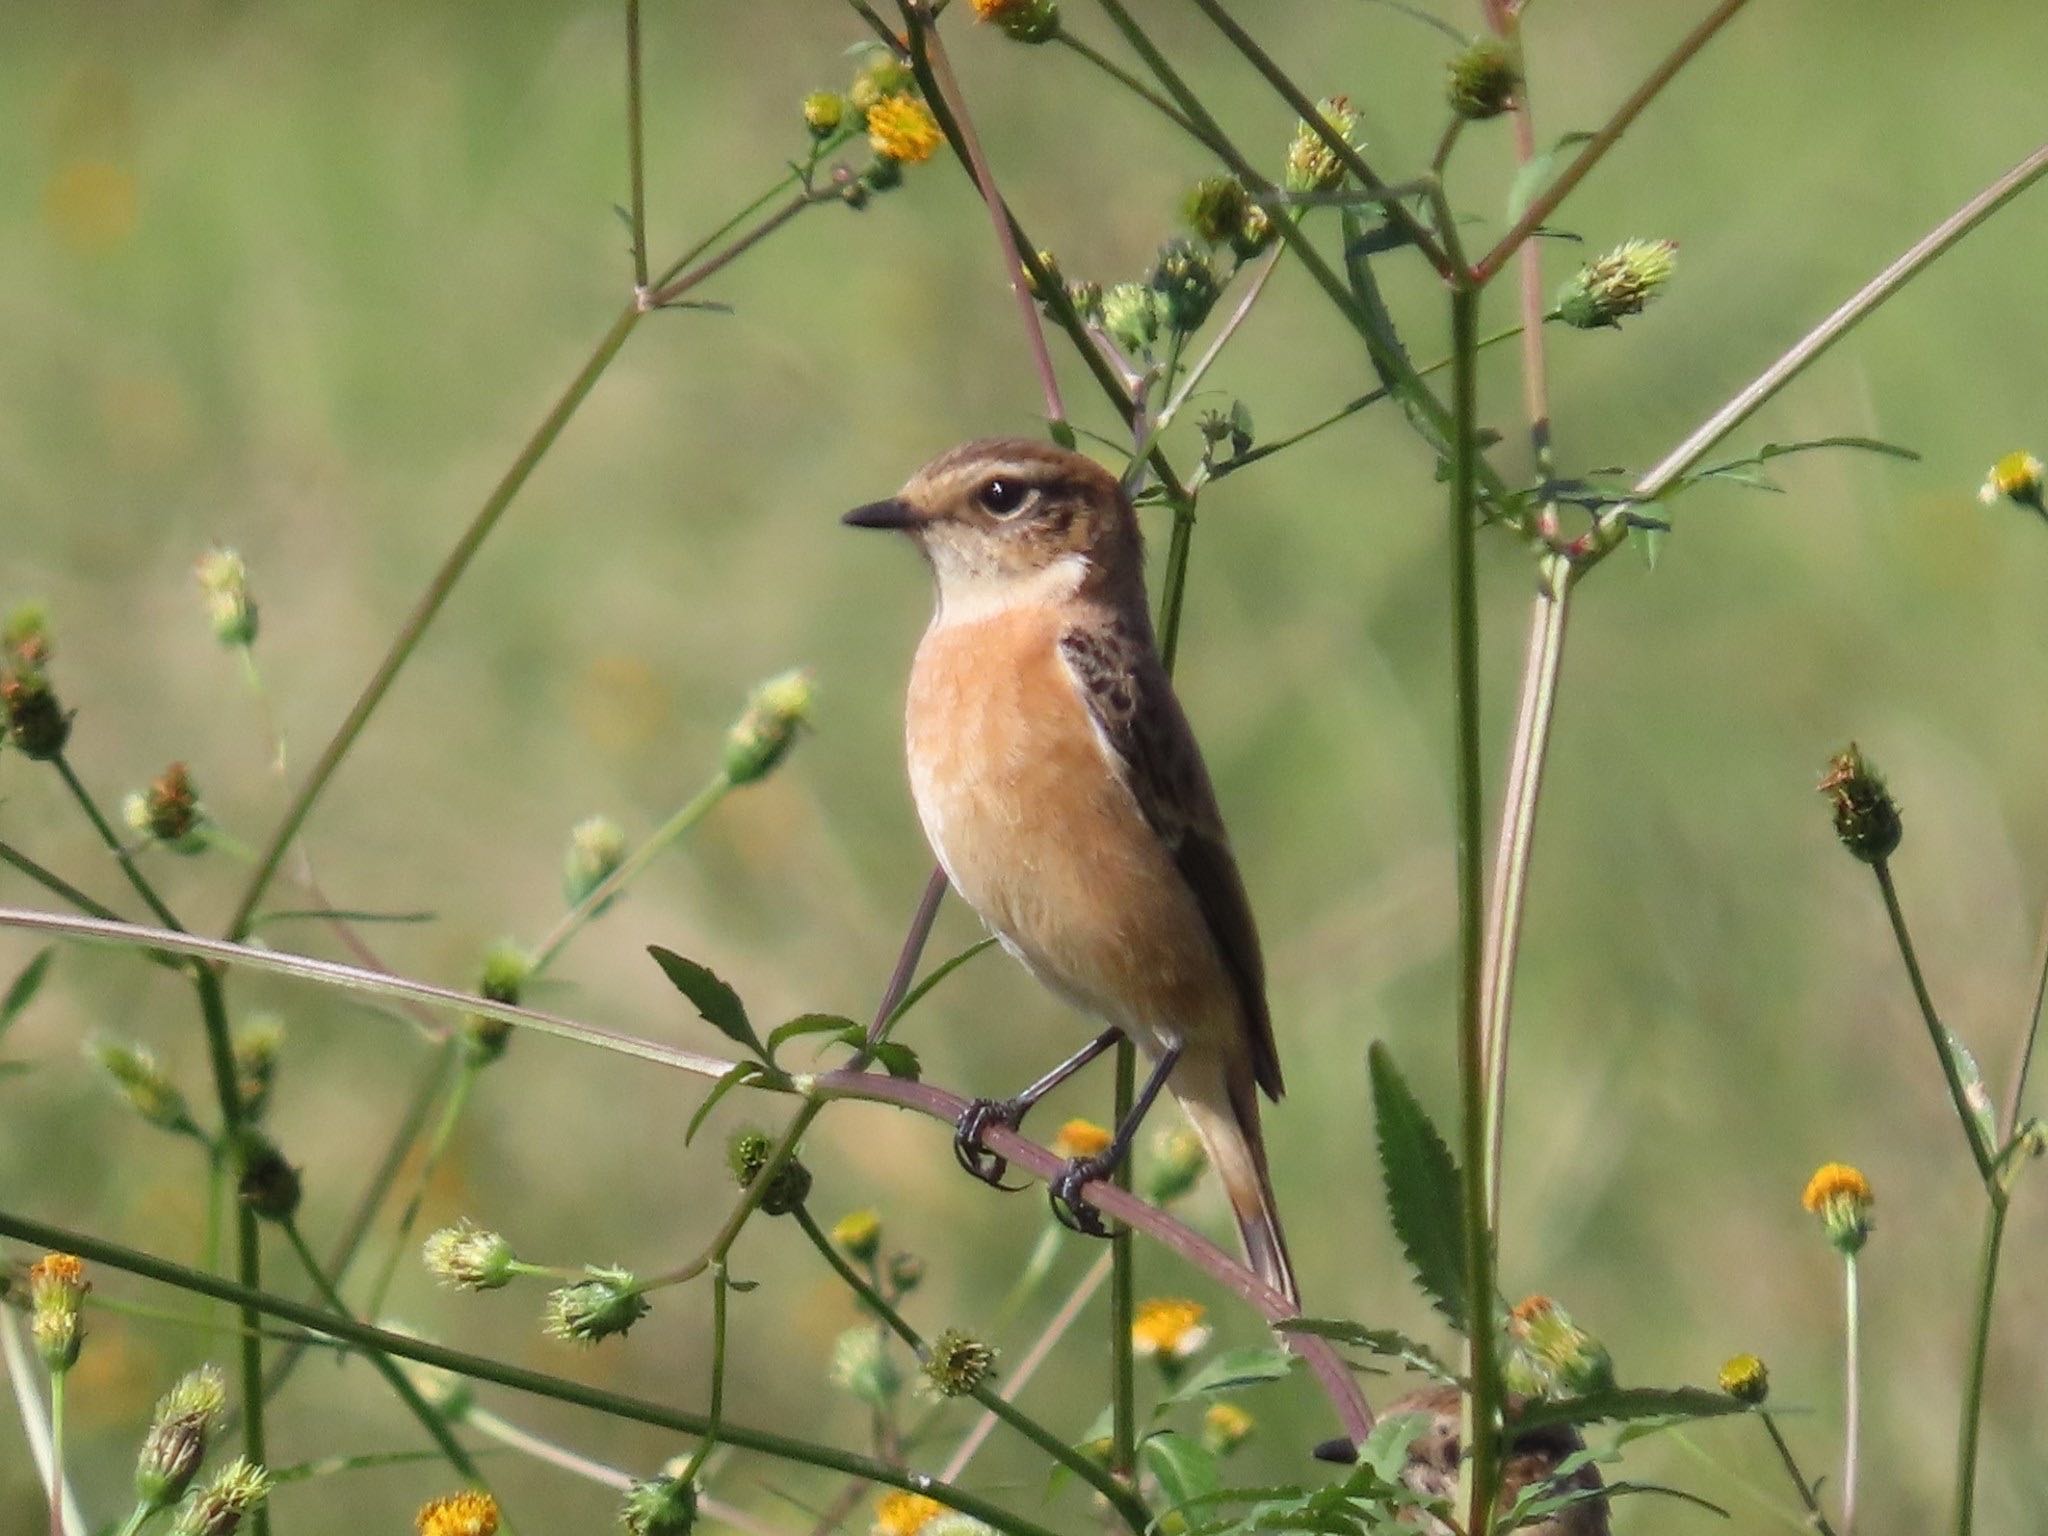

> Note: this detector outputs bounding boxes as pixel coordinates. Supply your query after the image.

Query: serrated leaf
[1512,1385,1744,1431]
[685,1060,766,1146]
[1691,435,1921,492]
[766,1012,860,1064]
[1276,1319,1455,1380]
[648,947,762,1056]
[1367,1042,1467,1328]
[1141,1430,1221,1512]
[867,1041,921,1080]
[1506,132,1594,225]
[1165,1346,1298,1404]
[0,948,54,1038]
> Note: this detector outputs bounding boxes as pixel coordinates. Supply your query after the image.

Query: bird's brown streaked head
[844,438,1145,622]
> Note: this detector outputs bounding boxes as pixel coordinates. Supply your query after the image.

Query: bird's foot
[953,1097,1029,1189]
[1048,1154,1114,1238]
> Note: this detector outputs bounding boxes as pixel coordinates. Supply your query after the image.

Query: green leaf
[866,1040,922,1081]
[1367,1041,1467,1328]
[1506,131,1594,226]
[648,947,763,1056]
[766,1012,860,1064]
[1941,1023,1998,1159]
[1339,211,1444,461]
[1512,1385,1744,1430]
[0,948,54,1038]
[1141,1430,1221,1513]
[1275,1319,1455,1380]
[1165,1346,1298,1404]
[685,1060,767,1146]
[1047,419,1079,451]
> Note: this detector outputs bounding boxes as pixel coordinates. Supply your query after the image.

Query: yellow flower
[873,1490,946,1535]
[1979,451,2045,510]
[1202,1400,1255,1454]
[1718,1353,1769,1405]
[867,95,943,165]
[832,1208,883,1263]
[1051,1118,1113,1159]
[417,1489,501,1536]
[1131,1298,1211,1362]
[1802,1161,1874,1255]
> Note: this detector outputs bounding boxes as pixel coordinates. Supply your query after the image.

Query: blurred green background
[5,0,2048,1530]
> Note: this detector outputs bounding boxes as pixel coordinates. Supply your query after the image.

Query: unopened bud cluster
[1283,95,1360,195]
[125,761,208,853]
[1,604,69,760]
[1446,39,1520,120]
[724,668,813,787]
[1818,744,1902,864]
[1555,239,1677,329]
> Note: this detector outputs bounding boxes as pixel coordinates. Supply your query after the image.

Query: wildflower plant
[0,6,2043,1536]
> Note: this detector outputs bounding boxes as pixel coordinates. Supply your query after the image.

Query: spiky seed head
[1818,744,1902,865]
[1554,238,1677,329]
[545,1267,650,1345]
[620,1474,697,1535]
[920,1328,997,1397]
[1445,38,1520,120]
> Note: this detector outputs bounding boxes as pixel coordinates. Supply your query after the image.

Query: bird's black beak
[842,497,916,531]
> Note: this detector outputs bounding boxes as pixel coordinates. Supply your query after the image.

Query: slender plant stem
[225,299,644,941]
[1872,861,1995,1180]
[281,1219,489,1489]
[1480,583,1570,1226]
[1472,0,1753,282]
[2003,902,2048,1137]
[1156,245,1285,433]
[1109,1039,1137,1485]
[1954,1196,2008,1536]
[624,0,649,291]
[1664,1429,1813,1536]
[46,1369,64,1536]
[645,191,829,309]
[676,1264,730,1483]
[1760,1412,1840,1536]
[1155,494,1201,673]
[1841,1253,1861,1534]
[363,1056,481,1319]
[0,1209,1068,1536]
[52,755,182,931]
[881,937,997,1031]
[1447,283,1501,1536]
[791,1206,1151,1533]
[1054,32,1215,147]
[0,837,137,930]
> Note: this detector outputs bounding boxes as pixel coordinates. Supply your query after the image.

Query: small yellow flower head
[124,761,207,853]
[233,1017,284,1123]
[1146,1126,1209,1204]
[545,1267,650,1345]
[1818,744,1902,865]
[416,1489,501,1536]
[1051,1118,1113,1160]
[972,0,1060,44]
[849,52,916,118]
[1978,451,2046,514]
[1100,282,1166,355]
[137,1364,228,1512]
[424,1220,519,1291]
[726,1126,813,1215]
[562,814,627,909]
[1803,1162,1874,1255]
[886,1250,925,1295]
[1445,38,1521,121]
[1718,1353,1770,1405]
[1131,1298,1212,1378]
[194,547,258,647]
[1555,238,1677,329]
[234,1132,302,1222]
[28,1253,87,1370]
[1150,237,1221,333]
[464,939,534,1065]
[867,95,943,166]
[725,667,815,786]
[872,1491,945,1536]
[803,91,847,139]
[1503,1293,1615,1398]
[831,1325,904,1406]
[921,1328,998,1398]
[1202,1400,1256,1456]
[1283,95,1360,195]
[620,1473,697,1535]
[832,1208,883,1263]
[88,1038,197,1134]
[167,1456,269,1536]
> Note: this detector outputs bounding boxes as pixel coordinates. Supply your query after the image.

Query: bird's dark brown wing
[1059,619,1282,1100]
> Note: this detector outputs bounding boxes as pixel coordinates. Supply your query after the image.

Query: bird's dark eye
[976,477,1031,517]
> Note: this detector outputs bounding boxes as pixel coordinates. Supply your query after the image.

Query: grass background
[4,0,2048,1529]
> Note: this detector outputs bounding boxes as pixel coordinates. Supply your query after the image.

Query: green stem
[1109,1041,1137,1489]
[52,754,182,932]
[1053,32,1216,148]
[1665,1429,1813,1536]
[113,1506,149,1536]
[1761,1411,1839,1536]
[791,1206,1150,1533]
[281,1219,490,1490]
[881,937,997,1030]
[47,1369,64,1536]
[1872,861,1996,1180]
[2003,903,2048,1136]
[1154,497,1200,673]
[0,1211,1065,1536]
[1841,1254,1861,1534]
[363,1055,480,1319]
[204,1145,224,1275]
[1954,1197,2008,1536]
[225,299,645,941]
[677,1264,730,1484]
[624,0,649,291]
[0,837,142,930]
[1447,283,1501,1536]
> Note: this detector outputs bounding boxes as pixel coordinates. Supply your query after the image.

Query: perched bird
[1379,1384,1610,1536]
[844,438,1297,1305]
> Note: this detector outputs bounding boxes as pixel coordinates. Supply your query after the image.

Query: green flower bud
[136,1365,227,1512]
[27,1253,86,1371]
[1099,282,1165,354]
[726,1127,812,1215]
[563,814,627,909]
[194,547,259,647]
[849,52,915,118]
[1283,95,1359,194]
[464,940,533,1065]
[233,1017,284,1123]
[1718,1353,1769,1405]
[1145,1127,1209,1205]
[723,668,814,787]
[89,1038,198,1135]
[1503,1295,1614,1399]
[424,1220,519,1292]
[546,1267,650,1345]
[1554,238,1677,329]
[1182,175,1252,248]
[168,1458,270,1536]
[620,1474,697,1535]
[1445,38,1520,121]
[920,1328,997,1398]
[1149,237,1220,333]
[886,1251,925,1296]
[802,91,846,139]
[1818,745,1902,865]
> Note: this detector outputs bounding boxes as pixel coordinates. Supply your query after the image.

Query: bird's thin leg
[1049,1038,1184,1237]
[954,1025,1124,1188]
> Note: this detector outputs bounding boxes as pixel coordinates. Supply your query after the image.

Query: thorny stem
[1472,0,1754,283]
[791,1205,1152,1533]
[0,1208,1069,1536]
[1760,1412,1840,1536]
[625,0,649,291]
[1955,1197,2008,1536]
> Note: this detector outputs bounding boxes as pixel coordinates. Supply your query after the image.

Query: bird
[1376,1383,1610,1536]
[843,436,1297,1306]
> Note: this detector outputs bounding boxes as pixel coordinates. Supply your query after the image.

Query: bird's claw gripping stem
[953,1097,1028,1189]
[1048,1154,1114,1237]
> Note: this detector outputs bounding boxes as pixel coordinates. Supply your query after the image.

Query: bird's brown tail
[1176,1057,1298,1310]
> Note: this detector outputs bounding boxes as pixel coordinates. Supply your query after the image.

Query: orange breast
[905,607,1231,1041]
